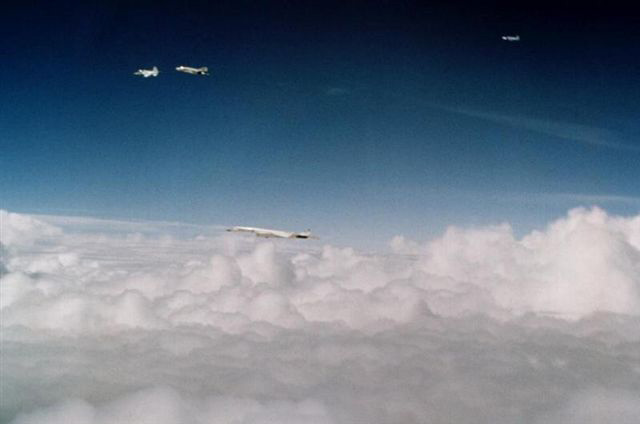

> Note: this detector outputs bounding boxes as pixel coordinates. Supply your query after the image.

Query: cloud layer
[2,208,639,423]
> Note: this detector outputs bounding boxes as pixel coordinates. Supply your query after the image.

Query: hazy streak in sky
[437,105,640,151]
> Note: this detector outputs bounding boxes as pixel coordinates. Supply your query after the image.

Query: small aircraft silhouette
[227,226,316,239]
[176,65,209,75]
[133,66,159,77]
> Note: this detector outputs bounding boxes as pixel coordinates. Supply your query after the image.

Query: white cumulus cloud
[1,208,640,423]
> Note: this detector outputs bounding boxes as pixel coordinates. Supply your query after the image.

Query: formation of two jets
[133,65,209,77]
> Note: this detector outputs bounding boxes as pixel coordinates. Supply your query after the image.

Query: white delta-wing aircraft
[176,65,209,75]
[227,226,316,239]
[133,66,159,77]
[501,35,520,42]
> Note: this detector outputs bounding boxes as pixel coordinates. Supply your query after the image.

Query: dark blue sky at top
[2,1,639,246]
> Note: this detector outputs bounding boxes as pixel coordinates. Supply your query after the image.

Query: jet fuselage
[227,226,313,239]
[176,65,209,75]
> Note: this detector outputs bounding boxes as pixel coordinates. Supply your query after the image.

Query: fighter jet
[501,35,520,42]
[227,226,316,239]
[176,65,209,76]
[133,66,159,78]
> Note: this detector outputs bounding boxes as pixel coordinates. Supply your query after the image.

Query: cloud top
[2,207,640,335]
[2,208,640,423]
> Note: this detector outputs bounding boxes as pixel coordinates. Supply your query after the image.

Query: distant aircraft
[133,66,159,77]
[176,65,209,75]
[501,35,520,42]
[227,226,316,239]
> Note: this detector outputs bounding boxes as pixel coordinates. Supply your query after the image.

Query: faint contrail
[436,105,640,152]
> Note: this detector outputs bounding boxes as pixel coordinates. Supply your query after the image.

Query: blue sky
[2,1,639,247]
